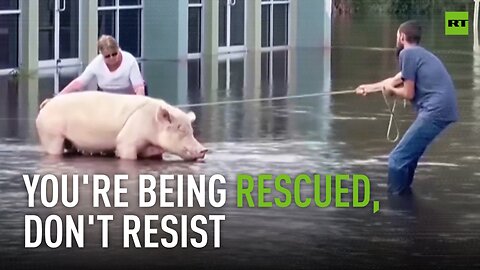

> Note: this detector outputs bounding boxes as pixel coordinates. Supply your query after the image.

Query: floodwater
[1,15,480,270]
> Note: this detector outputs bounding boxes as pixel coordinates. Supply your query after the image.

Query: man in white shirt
[59,35,146,95]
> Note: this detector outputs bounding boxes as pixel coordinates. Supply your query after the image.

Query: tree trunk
[333,0,353,15]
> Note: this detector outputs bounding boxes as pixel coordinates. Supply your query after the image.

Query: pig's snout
[183,147,208,160]
[199,148,208,159]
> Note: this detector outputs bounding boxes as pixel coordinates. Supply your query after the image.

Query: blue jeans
[388,116,453,195]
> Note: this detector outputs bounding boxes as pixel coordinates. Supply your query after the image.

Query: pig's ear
[156,106,172,124]
[187,111,196,122]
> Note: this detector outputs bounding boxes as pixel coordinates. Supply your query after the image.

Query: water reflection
[0,76,20,139]
[473,52,480,135]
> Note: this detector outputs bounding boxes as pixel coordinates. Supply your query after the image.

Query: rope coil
[381,86,400,143]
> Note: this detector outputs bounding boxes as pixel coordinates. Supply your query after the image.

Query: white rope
[176,89,358,108]
[176,88,401,143]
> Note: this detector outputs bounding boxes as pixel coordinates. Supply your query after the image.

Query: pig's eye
[177,124,185,132]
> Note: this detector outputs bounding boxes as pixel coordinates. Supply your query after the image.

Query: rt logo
[445,11,469,35]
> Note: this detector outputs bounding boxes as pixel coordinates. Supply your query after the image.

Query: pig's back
[41,91,150,151]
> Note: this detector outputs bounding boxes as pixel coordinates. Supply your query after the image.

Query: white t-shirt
[77,50,144,94]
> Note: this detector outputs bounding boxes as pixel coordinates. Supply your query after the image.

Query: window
[0,0,20,69]
[261,0,289,48]
[188,0,202,55]
[98,0,143,57]
[261,50,288,96]
[188,59,201,103]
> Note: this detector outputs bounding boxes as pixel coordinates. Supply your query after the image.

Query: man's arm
[58,79,84,95]
[129,62,146,96]
[390,72,403,87]
[386,49,417,100]
[375,72,402,89]
[58,59,97,95]
[384,79,415,100]
[133,85,145,95]
[356,72,402,95]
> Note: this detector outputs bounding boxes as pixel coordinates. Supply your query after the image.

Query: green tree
[333,0,473,16]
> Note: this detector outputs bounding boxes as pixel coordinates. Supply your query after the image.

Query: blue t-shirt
[399,46,458,122]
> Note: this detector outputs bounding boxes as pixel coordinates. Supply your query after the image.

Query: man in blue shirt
[355,20,458,195]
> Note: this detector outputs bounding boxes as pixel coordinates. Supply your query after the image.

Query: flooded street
[1,15,480,269]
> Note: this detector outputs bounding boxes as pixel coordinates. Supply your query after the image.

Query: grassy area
[334,0,473,16]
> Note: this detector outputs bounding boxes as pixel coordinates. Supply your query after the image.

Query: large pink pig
[36,91,207,161]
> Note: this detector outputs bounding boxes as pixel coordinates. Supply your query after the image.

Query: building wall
[144,0,188,61]
[296,0,332,48]
[0,0,332,73]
